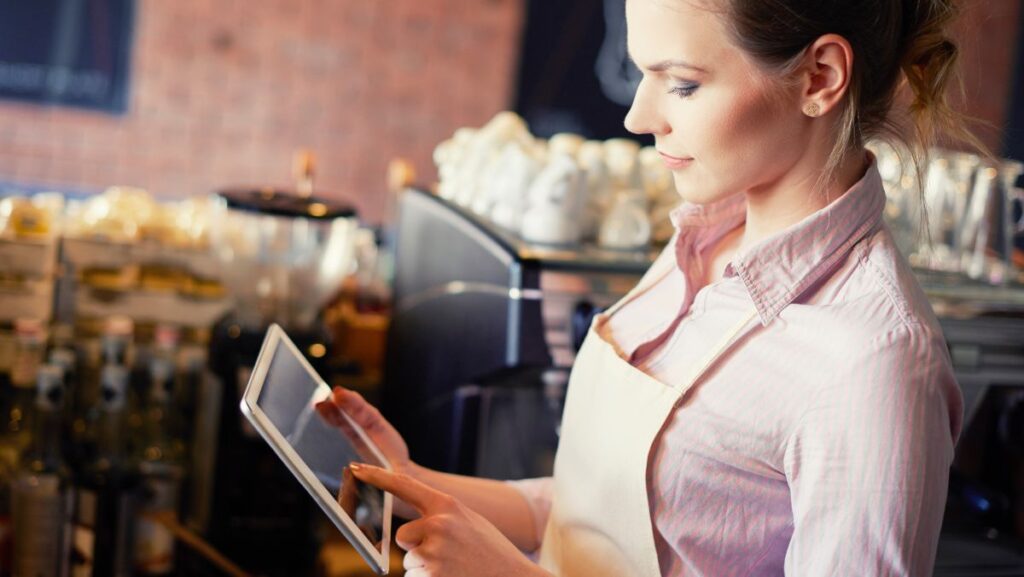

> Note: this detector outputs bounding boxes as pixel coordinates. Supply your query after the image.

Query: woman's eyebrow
[626,53,708,74]
[646,59,708,73]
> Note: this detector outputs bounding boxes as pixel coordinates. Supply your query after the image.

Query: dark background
[513,0,648,144]
[1005,6,1024,162]
[0,0,134,113]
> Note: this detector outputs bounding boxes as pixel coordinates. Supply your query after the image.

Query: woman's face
[624,0,808,205]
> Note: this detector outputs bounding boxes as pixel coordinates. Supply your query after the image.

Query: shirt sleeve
[783,324,963,576]
[505,476,554,552]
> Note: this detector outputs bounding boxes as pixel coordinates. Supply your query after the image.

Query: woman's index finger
[350,464,449,515]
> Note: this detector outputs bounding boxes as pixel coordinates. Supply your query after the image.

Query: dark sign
[0,0,135,114]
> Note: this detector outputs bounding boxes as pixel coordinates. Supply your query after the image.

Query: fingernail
[349,462,364,472]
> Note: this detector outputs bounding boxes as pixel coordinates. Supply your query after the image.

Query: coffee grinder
[202,153,359,576]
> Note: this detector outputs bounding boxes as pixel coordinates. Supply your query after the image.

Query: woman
[321,0,971,574]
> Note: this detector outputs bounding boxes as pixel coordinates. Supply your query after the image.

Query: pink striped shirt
[511,160,964,576]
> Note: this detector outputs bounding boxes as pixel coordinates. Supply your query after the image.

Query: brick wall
[0,0,1018,224]
[0,0,525,224]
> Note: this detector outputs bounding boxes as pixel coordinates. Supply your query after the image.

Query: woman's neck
[701,149,870,286]
[737,148,869,255]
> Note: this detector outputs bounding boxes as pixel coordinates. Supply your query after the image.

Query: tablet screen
[256,343,386,552]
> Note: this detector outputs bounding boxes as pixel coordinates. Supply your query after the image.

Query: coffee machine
[933,309,1024,575]
[201,179,359,576]
[381,187,654,476]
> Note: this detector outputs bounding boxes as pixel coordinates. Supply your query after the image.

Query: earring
[803,102,821,117]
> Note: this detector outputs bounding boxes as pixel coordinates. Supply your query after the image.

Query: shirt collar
[668,156,887,326]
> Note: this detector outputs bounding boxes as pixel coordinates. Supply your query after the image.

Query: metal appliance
[381,188,653,475]
[933,309,1024,576]
[201,172,360,577]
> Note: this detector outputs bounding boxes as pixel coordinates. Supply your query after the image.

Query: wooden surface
[319,539,406,577]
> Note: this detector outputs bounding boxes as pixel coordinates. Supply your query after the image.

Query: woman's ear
[799,34,853,117]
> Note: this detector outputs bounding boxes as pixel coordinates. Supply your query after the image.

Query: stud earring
[803,102,821,117]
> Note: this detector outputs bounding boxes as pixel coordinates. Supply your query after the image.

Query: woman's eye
[668,82,700,98]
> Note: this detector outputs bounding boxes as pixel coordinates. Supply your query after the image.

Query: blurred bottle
[352,228,391,314]
[126,329,155,469]
[45,325,77,386]
[133,326,185,577]
[4,320,46,453]
[174,341,207,542]
[45,325,76,379]
[70,340,139,577]
[151,325,182,443]
[0,319,46,576]
[75,317,133,469]
[47,324,81,473]
[11,365,73,577]
[174,343,204,453]
[0,457,11,577]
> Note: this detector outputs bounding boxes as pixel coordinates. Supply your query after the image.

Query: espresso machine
[381,187,654,477]
[933,310,1024,575]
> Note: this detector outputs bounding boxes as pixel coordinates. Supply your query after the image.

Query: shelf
[62,236,223,280]
[0,236,57,278]
[74,286,233,327]
[410,188,658,274]
[916,269,1024,318]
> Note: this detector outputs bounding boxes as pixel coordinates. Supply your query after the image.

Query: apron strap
[677,307,759,394]
[604,239,679,318]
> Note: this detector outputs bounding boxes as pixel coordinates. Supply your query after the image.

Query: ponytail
[899,0,990,157]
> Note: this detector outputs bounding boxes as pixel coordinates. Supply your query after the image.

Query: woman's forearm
[408,463,542,552]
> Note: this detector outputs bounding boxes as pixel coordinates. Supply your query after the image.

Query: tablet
[239,324,393,574]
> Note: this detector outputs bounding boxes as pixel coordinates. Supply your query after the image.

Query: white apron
[539,269,759,577]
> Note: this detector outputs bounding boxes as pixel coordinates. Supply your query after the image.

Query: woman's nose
[624,80,670,136]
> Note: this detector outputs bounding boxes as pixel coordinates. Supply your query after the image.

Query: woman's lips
[658,151,694,169]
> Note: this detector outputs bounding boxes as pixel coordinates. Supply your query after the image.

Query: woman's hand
[315,387,420,518]
[316,387,412,471]
[350,464,551,577]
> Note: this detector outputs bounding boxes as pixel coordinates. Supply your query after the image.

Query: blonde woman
[320,1,971,575]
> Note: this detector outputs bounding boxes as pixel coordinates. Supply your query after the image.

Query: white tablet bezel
[239,323,393,575]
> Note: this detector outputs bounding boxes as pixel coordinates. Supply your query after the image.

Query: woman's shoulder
[802,225,957,381]
[802,224,945,338]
